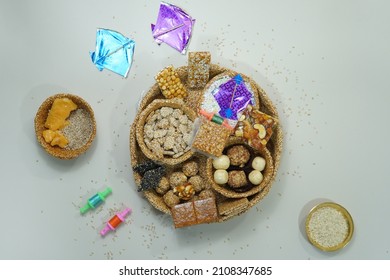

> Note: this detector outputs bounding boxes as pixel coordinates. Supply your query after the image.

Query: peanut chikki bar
[191,120,231,157]
[155,65,187,99]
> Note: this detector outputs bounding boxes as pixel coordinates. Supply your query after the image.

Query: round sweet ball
[212,155,230,170]
[182,161,199,177]
[155,176,170,195]
[213,169,228,185]
[248,170,264,185]
[228,170,248,188]
[169,172,187,188]
[163,190,180,208]
[198,189,215,200]
[252,156,266,171]
[188,175,204,192]
[227,145,251,166]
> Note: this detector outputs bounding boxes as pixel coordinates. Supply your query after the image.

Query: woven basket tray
[130,64,283,223]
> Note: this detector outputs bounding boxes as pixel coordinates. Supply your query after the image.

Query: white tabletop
[1,0,389,260]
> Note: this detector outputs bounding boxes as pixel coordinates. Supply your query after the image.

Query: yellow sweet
[42,130,68,148]
[43,97,77,148]
[45,98,77,130]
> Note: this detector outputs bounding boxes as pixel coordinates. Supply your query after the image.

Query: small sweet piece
[42,130,68,148]
[133,161,161,176]
[182,161,199,177]
[217,198,249,216]
[228,170,247,188]
[155,66,187,99]
[198,189,215,200]
[227,145,250,167]
[169,172,188,188]
[45,98,78,130]
[171,197,218,228]
[138,166,166,192]
[100,208,131,236]
[193,197,218,224]
[248,170,263,185]
[173,182,195,200]
[80,187,112,214]
[155,176,170,195]
[163,190,181,208]
[187,52,211,89]
[43,97,78,148]
[212,155,230,170]
[252,156,266,171]
[235,105,278,150]
[188,175,205,193]
[213,169,229,185]
[191,120,231,157]
[171,201,197,228]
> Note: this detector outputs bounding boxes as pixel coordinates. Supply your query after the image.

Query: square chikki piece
[187,52,211,89]
[217,198,249,217]
[171,201,197,228]
[191,121,231,157]
[155,65,187,99]
[193,198,218,224]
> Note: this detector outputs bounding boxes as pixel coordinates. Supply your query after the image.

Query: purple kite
[151,2,195,54]
[213,75,253,120]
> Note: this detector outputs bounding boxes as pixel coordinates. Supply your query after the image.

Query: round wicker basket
[135,98,197,166]
[130,64,283,223]
[206,137,274,199]
[35,93,96,160]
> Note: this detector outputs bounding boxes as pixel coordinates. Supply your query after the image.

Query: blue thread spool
[80,187,112,214]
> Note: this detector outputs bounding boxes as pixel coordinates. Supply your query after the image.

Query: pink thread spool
[100,208,132,236]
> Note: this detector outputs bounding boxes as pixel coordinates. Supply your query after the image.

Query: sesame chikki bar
[187,52,211,89]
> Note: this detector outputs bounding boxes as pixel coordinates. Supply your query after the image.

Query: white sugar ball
[213,155,230,170]
[252,156,266,171]
[213,169,228,184]
[248,170,263,185]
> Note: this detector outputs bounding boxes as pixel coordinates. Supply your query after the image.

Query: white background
[1,0,389,260]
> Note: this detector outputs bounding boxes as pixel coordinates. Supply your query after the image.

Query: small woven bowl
[135,98,197,166]
[206,137,274,198]
[34,93,96,160]
[305,202,354,252]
